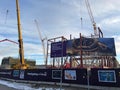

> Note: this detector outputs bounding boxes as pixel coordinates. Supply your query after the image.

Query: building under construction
[46,34,118,69]
[0,57,36,69]
[43,0,119,69]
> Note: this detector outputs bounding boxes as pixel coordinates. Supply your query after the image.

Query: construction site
[0,0,120,90]
[0,0,118,69]
[43,0,118,69]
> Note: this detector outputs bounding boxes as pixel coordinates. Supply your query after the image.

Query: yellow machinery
[15,0,28,69]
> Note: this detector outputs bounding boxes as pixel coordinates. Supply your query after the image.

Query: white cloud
[87,0,120,18]
[99,16,120,26]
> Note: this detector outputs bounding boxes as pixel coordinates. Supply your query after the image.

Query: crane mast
[34,20,47,65]
[16,0,27,69]
[85,0,98,37]
[5,10,9,24]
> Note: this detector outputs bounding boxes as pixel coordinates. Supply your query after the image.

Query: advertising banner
[66,38,116,56]
[0,69,12,78]
[51,38,116,57]
[13,70,19,77]
[98,70,116,83]
[64,70,76,80]
[51,41,66,57]
[24,69,50,81]
[52,70,62,79]
[20,70,25,79]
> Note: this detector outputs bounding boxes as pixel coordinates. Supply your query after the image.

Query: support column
[80,33,83,68]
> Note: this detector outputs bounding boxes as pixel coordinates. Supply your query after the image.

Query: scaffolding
[46,33,117,69]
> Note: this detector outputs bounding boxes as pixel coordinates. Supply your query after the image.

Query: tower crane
[85,0,103,38]
[85,0,98,37]
[5,10,9,24]
[34,19,47,66]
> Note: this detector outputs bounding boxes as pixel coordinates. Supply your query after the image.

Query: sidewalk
[0,84,18,90]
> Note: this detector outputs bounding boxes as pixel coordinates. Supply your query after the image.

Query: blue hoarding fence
[0,68,120,87]
[0,69,87,85]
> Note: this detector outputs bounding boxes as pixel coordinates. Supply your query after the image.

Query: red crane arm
[0,39,18,44]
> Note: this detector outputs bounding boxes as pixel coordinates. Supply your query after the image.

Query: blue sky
[0,0,120,65]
